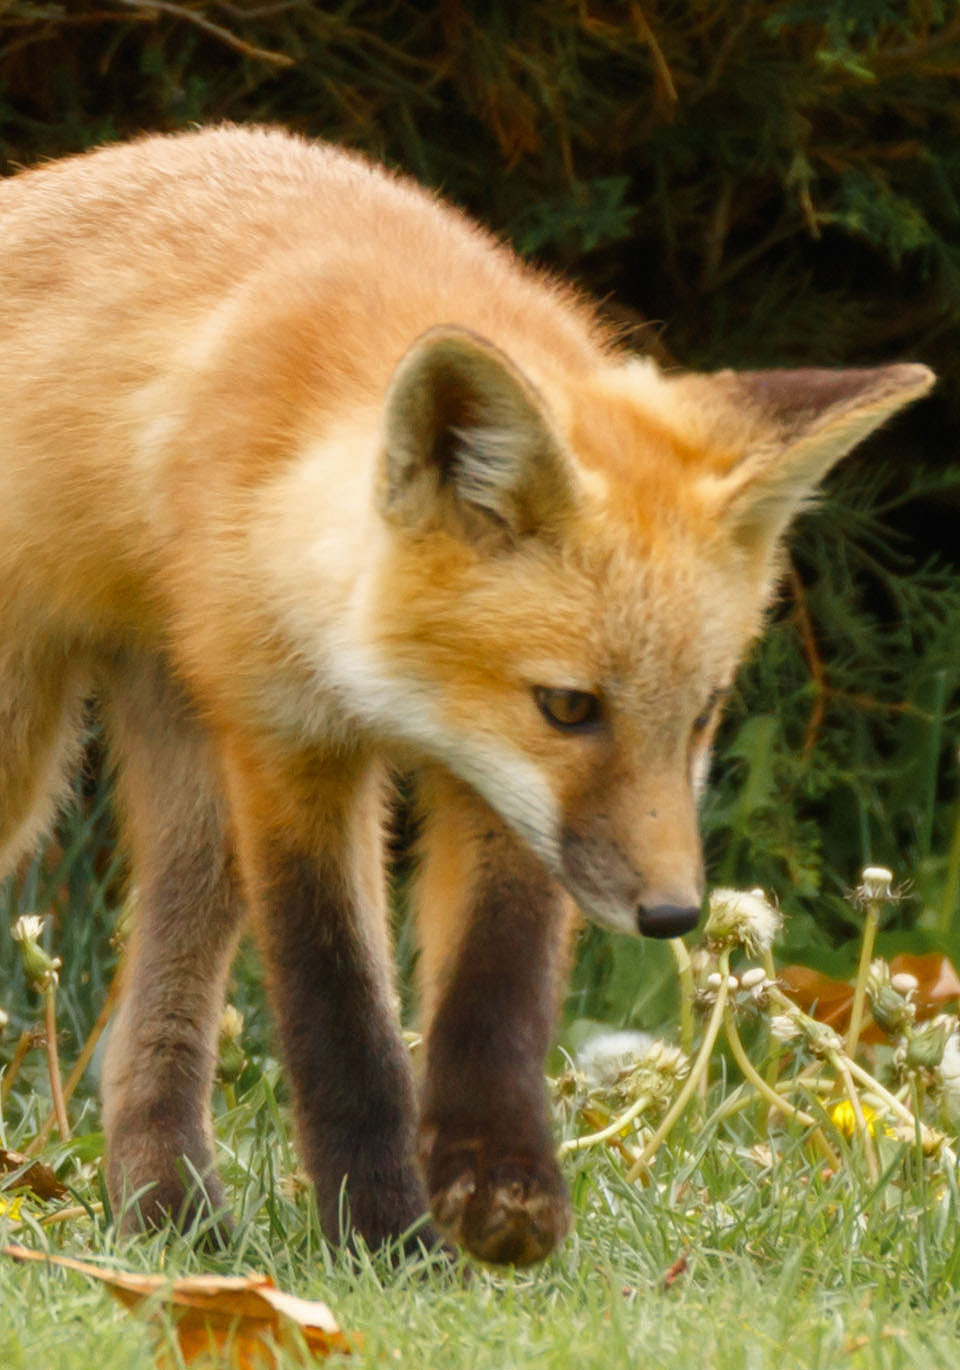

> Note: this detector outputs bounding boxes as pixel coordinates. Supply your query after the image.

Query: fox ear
[378,327,573,542]
[712,363,935,548]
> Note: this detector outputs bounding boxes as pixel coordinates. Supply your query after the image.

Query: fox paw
[424,1136,571,1266]
[106,1121,231,1245]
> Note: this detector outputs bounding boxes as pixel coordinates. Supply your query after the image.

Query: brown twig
[114,0,295,66]
[631,3,678,108]
[0,1030,37,1110]
[821,689,926,719]
[788,564,826,757]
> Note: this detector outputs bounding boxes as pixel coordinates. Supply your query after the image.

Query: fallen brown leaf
[778,966,867,1036]
[2,1244,354,1366]
[780,952,960,1041]
[889,953,960,1013]
[0,1149,68,1201]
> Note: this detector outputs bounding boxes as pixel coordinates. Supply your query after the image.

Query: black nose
[637,903,701,939]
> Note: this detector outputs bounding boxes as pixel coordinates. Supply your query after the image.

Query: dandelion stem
[670,937,695,1057]
[626,951,731,1181]
[31,971,122,1153]
[761,948,782,1089]
[40,987,69,1147]
[828,1050,879,1183]
[579,1105,639,1164]
[846,899,881,1057]
[842,1055,917,1129]
[722,1002,819,1129]
[559,1092,653,1156]
[40,1202,104,1228]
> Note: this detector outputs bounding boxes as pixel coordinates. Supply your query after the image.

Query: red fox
[0,125,932,1264]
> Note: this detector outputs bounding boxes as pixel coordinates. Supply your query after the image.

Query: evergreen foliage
[1,2,958,985]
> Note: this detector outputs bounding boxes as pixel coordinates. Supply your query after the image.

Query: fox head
[360,327,933,938]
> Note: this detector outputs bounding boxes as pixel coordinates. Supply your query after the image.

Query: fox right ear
[377,327,574,543]
[708,362,935,551]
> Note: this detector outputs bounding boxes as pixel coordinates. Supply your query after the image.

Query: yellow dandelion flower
[0,1194,24,1224]
[830,1100,879,1138]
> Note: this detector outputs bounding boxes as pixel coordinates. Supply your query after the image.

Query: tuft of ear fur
[712,363,935,548]
[377,327,574,543]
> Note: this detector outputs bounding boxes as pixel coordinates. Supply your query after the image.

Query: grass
[5,805,960,1368]
[4,1092,960,1369]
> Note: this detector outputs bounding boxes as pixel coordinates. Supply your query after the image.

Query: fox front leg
[224,743,433,1254]
[416,768,576,1265]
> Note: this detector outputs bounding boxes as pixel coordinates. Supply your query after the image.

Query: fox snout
[636,901,702,939]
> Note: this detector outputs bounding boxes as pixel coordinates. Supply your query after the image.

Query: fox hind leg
[101,653,244,1237]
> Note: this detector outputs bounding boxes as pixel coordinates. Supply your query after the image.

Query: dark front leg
[416,770,575,1265]
[226,746,430,1252]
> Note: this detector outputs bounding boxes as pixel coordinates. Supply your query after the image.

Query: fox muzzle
[636,902,701,939]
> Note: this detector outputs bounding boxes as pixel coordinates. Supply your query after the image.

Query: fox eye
[534,686,602,733]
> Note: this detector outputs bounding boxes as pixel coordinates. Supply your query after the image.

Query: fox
[0,124,933,1265]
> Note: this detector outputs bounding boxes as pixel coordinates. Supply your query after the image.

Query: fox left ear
[713,363,935,548]
[378,326,574,543]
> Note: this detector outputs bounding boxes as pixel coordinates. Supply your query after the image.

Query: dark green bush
[1,3,958,1028]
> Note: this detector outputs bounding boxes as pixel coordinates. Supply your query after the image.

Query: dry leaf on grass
[2,1244,354,1366]
[0,1149,68,1201]
[889,953,960,1011]
[778,966,865,1035]
[780,953,960,1041]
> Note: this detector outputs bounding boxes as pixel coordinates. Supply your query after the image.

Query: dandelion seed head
[906,1019,950,1071]
[866,959,914,1035]
[705,887,782,955]
[11,914,47,945]
[856,866,896,905]
[10,913,61,991]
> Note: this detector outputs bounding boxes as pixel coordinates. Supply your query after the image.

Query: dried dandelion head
[622,1038,690,1112]
[705,888,782,956]
[854,865,897,907]
[769,1013,802,1044]
[11,915,61,992]
[866,959,914,1036]
[906,1018,950,1072]
[217,1004,246,1085]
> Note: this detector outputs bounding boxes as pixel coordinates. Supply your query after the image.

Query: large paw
[423,1134,572,1266]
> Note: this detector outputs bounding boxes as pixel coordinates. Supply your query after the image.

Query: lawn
[4,814,960,1369]
[4,1094,960,1370]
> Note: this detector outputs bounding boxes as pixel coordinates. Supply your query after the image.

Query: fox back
[0,126,933,1263]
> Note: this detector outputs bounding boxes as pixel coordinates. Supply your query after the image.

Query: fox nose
[637,902,701,939]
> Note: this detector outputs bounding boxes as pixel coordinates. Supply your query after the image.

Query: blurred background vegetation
[1,1,959,1060]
